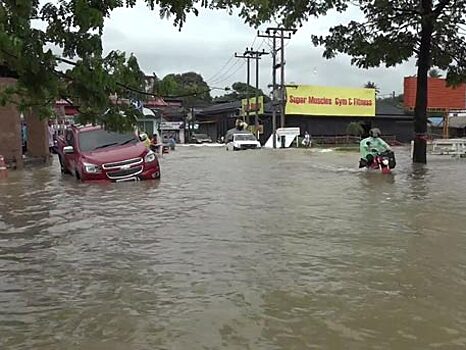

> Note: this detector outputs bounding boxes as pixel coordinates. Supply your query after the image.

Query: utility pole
[235,52,252,124]
[244,48,268,138]
[259,28,295,146]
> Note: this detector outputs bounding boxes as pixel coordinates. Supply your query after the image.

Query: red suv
[57,125,160,182]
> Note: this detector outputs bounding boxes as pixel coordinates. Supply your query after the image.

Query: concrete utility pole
[259,30,291,148]
[244,48,268,138]
[234,52,252,124]
[260,27,296,131]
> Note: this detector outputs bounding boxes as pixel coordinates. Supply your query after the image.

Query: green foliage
[0,1,207,130]
[363,81,380,95]
[346,121,364,137]
[152,72,211,106]
[214,82,267,103]
[2,0,464,137]
[310,1,466,86]
[0,0,152,130]
[0,0,350,131]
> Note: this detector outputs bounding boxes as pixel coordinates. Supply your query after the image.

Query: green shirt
[360,137,390,160]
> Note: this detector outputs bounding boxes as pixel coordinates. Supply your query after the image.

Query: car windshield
[79,129,138,152]
[234,134,256,141]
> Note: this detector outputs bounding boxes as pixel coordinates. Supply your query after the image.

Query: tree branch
[433,0,451,17]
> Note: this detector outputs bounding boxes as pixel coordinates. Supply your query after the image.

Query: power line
[208,59,243,85]
[206,55,235,83]
[207,32,260,87]
[210,60,246,86]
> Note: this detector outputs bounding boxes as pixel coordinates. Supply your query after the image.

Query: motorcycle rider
[139,132,151,149]
[359,128,391,167]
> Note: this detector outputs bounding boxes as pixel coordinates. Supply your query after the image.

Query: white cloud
[102,3,416,97]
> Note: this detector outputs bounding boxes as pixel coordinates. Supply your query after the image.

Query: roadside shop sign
[241,96,264,115]
[160,121,184,130]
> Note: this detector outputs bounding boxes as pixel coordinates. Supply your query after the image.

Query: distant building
[404,77,466,138]
[197,99,414,144]
[403,77,466,111]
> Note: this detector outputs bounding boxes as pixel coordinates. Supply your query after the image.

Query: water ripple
[1,147,466,349]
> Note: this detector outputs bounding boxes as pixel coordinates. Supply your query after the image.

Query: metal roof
[197,99,412,119]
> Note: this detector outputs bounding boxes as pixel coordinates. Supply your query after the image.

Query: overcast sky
[102,3,417,98]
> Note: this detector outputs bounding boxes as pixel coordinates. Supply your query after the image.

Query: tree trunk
[413,0,434,164]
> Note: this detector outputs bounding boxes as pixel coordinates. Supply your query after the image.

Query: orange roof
[404,77,466,110]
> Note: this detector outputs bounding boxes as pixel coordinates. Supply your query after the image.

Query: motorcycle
[370,150,396,174]
[360,150,396,174]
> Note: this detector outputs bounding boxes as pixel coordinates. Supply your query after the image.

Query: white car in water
[226,133,261,151]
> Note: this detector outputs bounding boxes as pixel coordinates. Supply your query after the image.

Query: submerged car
[191,133,213,144]
[226,133,261,151]
[56,125,160,182]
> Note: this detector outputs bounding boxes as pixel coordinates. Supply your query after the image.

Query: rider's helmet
[139,132,148,141]
[369,128,381,138]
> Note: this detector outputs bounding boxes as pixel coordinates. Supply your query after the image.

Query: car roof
[70,125,102,133]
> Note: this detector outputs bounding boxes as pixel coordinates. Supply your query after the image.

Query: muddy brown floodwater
[1,146,466,349]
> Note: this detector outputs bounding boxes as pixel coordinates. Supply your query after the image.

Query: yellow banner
[241,96,264,115]
[285,85,375,117]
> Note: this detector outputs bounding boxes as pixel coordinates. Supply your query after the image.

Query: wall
[25,112,49,159]
[285,115,413,143]
[285,116,372,136]
[0,78,22,168]
[372,119,414,143]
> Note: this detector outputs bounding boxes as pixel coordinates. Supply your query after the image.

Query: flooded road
[1,147,466,349]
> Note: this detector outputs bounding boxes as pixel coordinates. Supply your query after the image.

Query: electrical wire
[206,55,235,83]
[209,61,246,87]
[208,59,243,86]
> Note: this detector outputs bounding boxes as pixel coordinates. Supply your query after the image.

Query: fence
[311,135,400,146]
[310,135,361,145]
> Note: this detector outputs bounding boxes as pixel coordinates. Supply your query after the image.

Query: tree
[1,0,349,131]
[310,1,466,163]
[152,72,211,106]
[364,81,380,95]
[0,2,225,130]
[429,69,442,78]
[346,121,364,137]
[0,0,349,130]
[213,82,267,103]
[0,1,155,131]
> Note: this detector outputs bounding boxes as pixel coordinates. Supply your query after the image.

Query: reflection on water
[1,147,466,349]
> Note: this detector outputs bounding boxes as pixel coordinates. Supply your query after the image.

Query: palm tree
[364,81,380,95]
[428,69,442,78]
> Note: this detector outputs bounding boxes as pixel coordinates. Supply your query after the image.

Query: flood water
[1,146,466,349]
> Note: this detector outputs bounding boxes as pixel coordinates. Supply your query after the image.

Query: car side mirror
[63,145,74,154]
